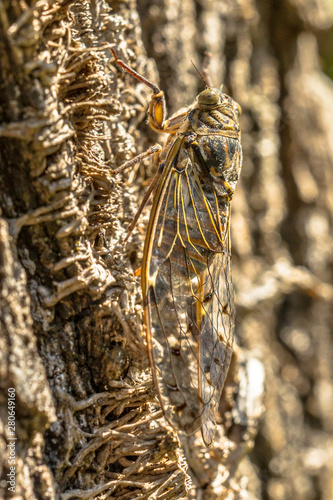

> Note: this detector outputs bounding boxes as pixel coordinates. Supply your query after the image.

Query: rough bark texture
[0,1,332,499]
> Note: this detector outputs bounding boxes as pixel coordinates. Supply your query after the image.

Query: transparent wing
[197,252,234,446]
[142,140,235,444]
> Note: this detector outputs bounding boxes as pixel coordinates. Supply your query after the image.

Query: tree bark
[0,1,332,500]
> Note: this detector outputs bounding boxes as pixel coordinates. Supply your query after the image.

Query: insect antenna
[191,60,209,88]
[202,51,213,88]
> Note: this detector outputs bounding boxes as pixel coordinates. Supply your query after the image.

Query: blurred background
[137,0,333,498]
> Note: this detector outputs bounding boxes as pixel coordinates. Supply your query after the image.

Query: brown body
[112,51,242,446]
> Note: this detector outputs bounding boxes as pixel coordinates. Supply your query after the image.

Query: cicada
[112,50,242,447]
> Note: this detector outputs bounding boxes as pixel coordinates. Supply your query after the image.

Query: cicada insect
[112,50,242,447]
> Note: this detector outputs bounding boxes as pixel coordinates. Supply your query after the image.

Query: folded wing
[142,145,235,444]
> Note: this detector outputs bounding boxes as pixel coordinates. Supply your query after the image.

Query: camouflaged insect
[112,50,242,447]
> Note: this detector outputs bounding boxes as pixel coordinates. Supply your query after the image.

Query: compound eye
[198,88,220,107]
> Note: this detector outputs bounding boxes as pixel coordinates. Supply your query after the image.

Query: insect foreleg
[112,49,188,136]
[112,49,168,132]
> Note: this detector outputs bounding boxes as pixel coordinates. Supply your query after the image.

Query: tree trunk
[0,1,332,499]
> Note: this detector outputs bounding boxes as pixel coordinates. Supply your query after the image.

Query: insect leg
[124,148,165,241]
[111,144,162,175]
[162,110,188,134]
[112,49,168,133]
